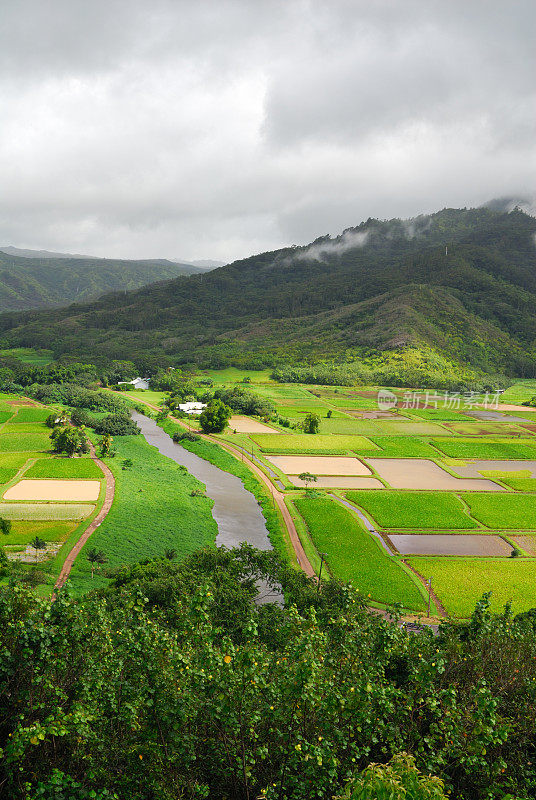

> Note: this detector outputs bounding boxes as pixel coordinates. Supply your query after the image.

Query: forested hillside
[1,206,535,376]
[0,250,201,311]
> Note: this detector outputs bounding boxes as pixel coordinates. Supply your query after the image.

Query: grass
[461,493,536,529]
[123,390,168,407]
[67,432,218,595]
[0,503,94,520]
[344,491,479,529]
[500,381,536,405]
[433,438,536,460]
[407,557,536,617]
[295,497,426,610]
[0,412,14,426]
[0,431,52,452]
[201,368,274,385]
[250,433,379,454]
[23,457,103,479]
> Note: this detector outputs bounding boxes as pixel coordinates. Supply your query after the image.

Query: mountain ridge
[1,205,535,377]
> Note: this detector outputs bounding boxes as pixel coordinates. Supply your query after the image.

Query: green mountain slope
[0,250,202,311]
[1,206,535,376]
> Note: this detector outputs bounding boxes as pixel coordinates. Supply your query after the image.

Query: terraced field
[183,372,536,618]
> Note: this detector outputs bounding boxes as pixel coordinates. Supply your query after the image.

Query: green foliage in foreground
[67,433,217,595]
[295,497,425,610]
[335,753,448,800]
[461,493,536,529]
[345,491,478,530]
[2,549,536,799]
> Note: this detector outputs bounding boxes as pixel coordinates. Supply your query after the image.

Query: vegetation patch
[362,436,441,458]
[0,431,52,452]
[407,557,536,617]
[9,408,51,424]
[461,493,536,529]
[251,433,379,454]
[0,519,76,546]
[295,497,426,610]
[433,438,536,460]
[501,478,536,492]
[344,491,479,529]
[23,457,102,479]
[0,503,94,520]
[68,432,217,595]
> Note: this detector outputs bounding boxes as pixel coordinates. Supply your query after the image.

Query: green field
[23,457,103,479]
[500,381,536,404]
[407,557,536,617]
[501,478,536,492]
[0,347,54,365]
[361,437,442,458]
[0,503,94,520]
[433,438,536,459]
[295,497,426,610]
[251,433,379,454]
[9,407,51,424]
[67,433,218,595]
[461,493,536,529]
[345,491,479,529]
[0,520,77,547]
[0,430,52,452]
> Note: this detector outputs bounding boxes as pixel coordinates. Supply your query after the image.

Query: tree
[86,547,107,578]
[199,398,233,433]
[98,434,113,457]
[301,412,320,434]
[0,517,12,536]
[29,536,46,563]
[50,426,89,456]
[298,472,317,491]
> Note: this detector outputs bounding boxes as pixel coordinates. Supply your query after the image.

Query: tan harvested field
[3,479,101,502]
[288,475,384,489]
[450,460,536,478]
[366,458,505,491]
[227,416,283,434]
[497,403,533,412]
[266,455,371,475]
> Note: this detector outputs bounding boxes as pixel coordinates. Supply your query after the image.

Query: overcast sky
[0,0,534,263]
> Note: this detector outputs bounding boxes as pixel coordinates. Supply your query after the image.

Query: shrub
[93,413,140,436]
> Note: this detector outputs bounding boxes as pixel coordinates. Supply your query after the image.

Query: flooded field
[288,475,384,489]
[366,458,504,491]
[451,460,536,478]
[267,455,371,476]
[389,533,512,556]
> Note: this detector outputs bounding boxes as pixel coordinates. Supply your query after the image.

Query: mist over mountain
[1,205,536,378]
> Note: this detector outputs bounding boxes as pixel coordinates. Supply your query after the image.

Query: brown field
[3,479,101,502]
[226,416,283,434]
[266,455,371,476]
[388,533,512,556]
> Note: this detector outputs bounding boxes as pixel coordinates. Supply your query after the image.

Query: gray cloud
[0,0,534,263]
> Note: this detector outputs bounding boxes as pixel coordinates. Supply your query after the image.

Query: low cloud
[294,230,369,262]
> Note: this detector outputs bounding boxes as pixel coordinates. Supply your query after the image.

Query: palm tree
[29,536,47,563]
[86,547,107,577]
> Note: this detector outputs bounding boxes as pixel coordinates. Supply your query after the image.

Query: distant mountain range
[0,249,205,311]
[1,205,536,378]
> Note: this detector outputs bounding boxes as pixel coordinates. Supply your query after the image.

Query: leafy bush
[28,383,127,412]
[92,413,140,436]
[214,386,275,416]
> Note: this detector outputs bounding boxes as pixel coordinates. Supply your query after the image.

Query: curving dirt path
[54,444,115,593]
